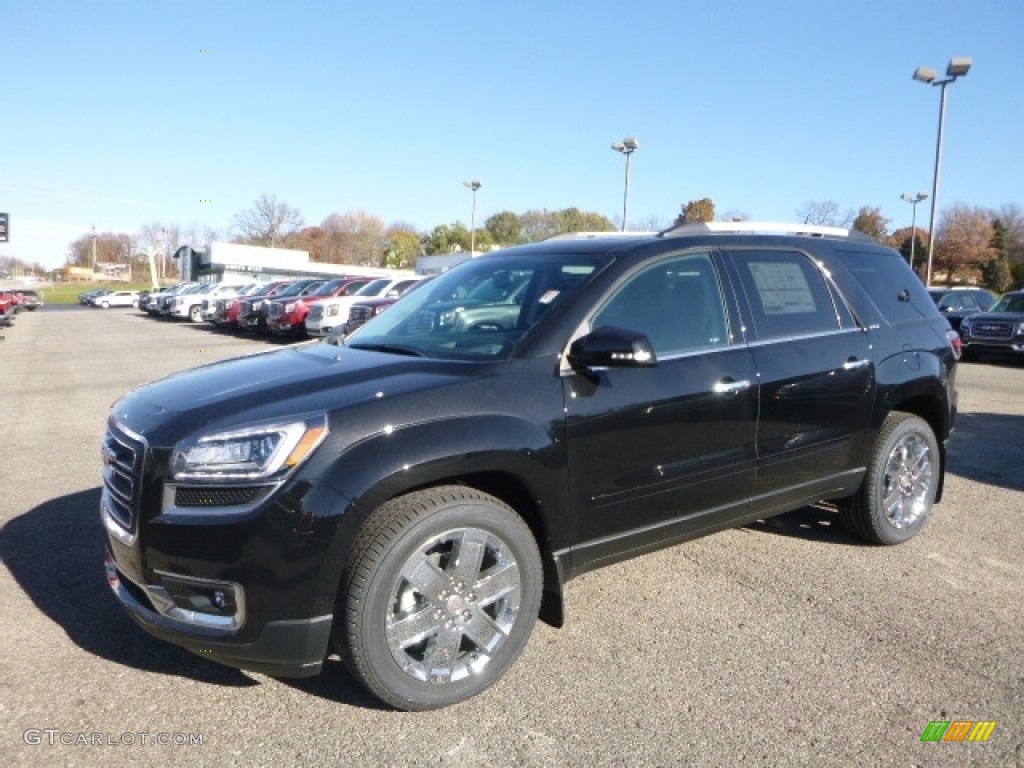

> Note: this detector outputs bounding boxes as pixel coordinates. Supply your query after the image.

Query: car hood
[110,342,480,442]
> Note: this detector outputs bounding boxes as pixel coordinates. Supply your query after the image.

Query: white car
[306,276,421,337]
[94,290,140,308]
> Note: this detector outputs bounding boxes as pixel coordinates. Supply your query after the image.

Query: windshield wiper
[347,342,427,357]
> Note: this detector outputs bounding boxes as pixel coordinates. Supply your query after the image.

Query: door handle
[842,358,870,371]
[713,378,752,395]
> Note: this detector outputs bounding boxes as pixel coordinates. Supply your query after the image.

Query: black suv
[928,286,997,331]
[958,289,1024,360]
[101,223,959,710]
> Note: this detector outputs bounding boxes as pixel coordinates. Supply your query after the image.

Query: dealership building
[176,242,414,284]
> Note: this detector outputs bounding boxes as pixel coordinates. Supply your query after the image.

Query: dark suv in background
[958,289,1024,360]
[928,286,997,331]
[102,222,958,711]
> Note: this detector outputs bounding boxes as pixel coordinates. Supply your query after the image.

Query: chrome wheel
[386,527,522,684]
[881,433,934,529]
[838,412,940,545]
[338,487,542,710]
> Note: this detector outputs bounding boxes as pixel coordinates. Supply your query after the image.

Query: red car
[266,277,371,337]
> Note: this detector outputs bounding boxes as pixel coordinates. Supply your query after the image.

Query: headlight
[284,301,297,312]
[170,414,328,482]
[326,305,338,317]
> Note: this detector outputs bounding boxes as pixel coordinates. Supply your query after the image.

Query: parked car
[17,288,43,311]
[235,281,295,334]
[306,276,421,337]
[339,277,430,337]
[102,222,958,711]
[94,290,141,308]
[0,292,14,325]
[266,277,372,338]
[208,283,265,328]
[0,290,25,314]
[240,279,323,335]
[198,284,257,323]
[928,286,997,331]
[146,283,197,316]
[958,289,1024,360]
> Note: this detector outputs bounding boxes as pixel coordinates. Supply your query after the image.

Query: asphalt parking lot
[1,306,1021,767]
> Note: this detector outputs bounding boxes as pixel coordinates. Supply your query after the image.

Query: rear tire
[336,486,542,711]
[838,412,939,545]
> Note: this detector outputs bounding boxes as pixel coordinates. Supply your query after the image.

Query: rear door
[725,248,874,514]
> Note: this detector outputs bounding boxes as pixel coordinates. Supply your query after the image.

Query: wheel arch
[322,454,569,629]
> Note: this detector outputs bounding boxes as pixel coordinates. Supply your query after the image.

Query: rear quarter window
[833,247,936,325]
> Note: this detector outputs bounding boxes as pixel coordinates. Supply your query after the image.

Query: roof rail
[544,231,657,241]
[659,221,872,241]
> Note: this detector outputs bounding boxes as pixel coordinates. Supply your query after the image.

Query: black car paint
[102,232,957,678]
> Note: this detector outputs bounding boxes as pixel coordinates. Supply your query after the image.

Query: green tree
[422,222,472,255]
[518,208,615,241]
[384,226,422,268]
[852,206,889,242]
[485,211,524,245]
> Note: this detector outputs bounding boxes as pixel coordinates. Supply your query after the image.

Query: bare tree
[796,200,855,228]
[933,203,996,285]
[233,194,304,247]
[318,211,387,265]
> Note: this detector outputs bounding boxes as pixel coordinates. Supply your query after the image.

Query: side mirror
[567,326,657,371]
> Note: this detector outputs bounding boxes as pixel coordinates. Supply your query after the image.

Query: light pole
[91,224,97,271]
[913,57,971,286]
[611,137,639,231]
[900,192,928,273]
[463,180,482,256]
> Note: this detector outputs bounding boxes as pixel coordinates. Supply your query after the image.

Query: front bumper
[106,554,331,677]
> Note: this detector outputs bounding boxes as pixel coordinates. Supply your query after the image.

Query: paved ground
[1,306,1021,767]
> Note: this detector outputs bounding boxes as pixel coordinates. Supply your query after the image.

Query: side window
[591,252,729,357]
[732,250,841,339]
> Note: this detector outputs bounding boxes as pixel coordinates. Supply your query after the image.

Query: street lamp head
[901,192,928,204]
[463,180,482,191]
[612,137,639,154]
[947,57,972,77]
[912,66,938,84]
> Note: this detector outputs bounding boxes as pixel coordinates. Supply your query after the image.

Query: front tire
[337,486,542,711]
[839,412,940,545]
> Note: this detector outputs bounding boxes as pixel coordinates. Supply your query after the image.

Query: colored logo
[920,720,996,742]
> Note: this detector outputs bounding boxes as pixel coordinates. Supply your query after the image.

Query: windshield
[344,252,603,360]
[311,278,351,296]
[355,278,391,296]
[989,293,1024,313]
[276,280,322,297]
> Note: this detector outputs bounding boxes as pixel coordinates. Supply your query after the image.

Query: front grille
[102,427,145,531]
[348,305,372,328]
[174,486,266,507]
[309,305,323,322]
[268,302,283,320]
[972,320,1013,340]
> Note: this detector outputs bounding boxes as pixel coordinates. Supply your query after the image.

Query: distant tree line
[37,194,1024,291]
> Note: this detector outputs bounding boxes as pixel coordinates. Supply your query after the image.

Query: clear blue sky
[3,0,1022,270]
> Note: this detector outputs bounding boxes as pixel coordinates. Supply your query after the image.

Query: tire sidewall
[865,415,940,544]
[350,498,542,710]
